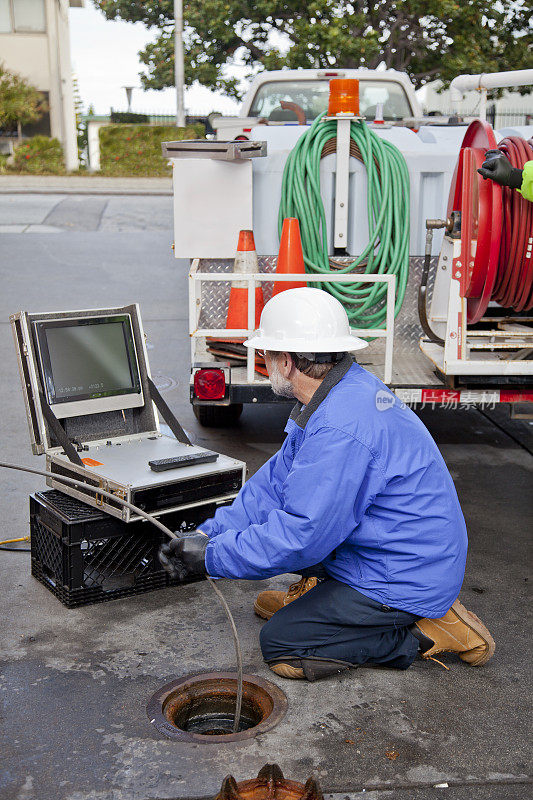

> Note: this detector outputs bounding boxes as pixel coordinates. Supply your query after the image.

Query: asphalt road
[0,194,532,800]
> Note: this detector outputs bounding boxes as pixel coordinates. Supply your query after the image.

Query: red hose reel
[447,120,533,324]
[494,135,533,312]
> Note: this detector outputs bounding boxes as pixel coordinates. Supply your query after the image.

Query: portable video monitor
[34,314,144,419]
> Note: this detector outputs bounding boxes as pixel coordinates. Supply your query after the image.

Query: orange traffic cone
[226,230,264,331]
[272,218,307,297]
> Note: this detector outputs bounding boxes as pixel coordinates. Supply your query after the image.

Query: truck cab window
[249,80,413,122]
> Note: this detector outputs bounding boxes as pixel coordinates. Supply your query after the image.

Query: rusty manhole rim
[146,671,288,743]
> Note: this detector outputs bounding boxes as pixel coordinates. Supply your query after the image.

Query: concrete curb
[0,175,172,195]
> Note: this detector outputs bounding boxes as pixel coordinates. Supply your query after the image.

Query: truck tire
[193,403,243,427]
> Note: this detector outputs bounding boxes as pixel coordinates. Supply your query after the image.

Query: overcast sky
[69,1,241,116]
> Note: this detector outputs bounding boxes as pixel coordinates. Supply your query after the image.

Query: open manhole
[147,672,287,743]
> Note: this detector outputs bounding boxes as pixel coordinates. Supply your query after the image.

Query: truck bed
[192,255,533,406]
[194,255,441,389]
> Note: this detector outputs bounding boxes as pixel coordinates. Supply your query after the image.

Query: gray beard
[269,360,295,398]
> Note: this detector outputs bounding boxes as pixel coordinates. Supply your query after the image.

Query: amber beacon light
[327,78,360,116]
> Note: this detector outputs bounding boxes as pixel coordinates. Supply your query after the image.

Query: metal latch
[161,139,267,161]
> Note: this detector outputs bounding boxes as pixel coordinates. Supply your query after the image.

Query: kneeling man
[160,288,494,680]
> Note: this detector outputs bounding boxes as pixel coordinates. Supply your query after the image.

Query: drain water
[183,709,257,736]
[147,672,287,743]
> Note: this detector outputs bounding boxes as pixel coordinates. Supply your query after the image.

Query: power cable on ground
[0,536,31,551]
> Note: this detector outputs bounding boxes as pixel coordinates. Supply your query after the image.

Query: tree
[0,63,47,141]
[94,1,532,100]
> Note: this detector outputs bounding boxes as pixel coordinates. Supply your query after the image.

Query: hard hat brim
[243,330,369,352]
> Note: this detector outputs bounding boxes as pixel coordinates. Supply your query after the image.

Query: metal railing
[438,108,532,128]
[189,261,396,384]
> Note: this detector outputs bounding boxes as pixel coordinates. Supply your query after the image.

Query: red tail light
[194,368,226,400]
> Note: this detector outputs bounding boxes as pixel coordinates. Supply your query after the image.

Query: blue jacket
[202,355,467,618]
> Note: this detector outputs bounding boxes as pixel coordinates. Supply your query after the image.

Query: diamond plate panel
[358,341,441,386]
[194,255,440,387]
[394,255,437,351]
[196,255,437,350]
[197,256,278,329]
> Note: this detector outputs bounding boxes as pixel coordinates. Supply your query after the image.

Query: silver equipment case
[11,304,245,522]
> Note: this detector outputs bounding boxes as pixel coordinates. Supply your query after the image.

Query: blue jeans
[259,574,420,670]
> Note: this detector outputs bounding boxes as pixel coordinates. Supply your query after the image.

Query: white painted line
[0,224,27,233]
[24,225,64,234]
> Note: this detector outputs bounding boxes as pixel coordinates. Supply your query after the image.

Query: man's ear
[278,352,294,379]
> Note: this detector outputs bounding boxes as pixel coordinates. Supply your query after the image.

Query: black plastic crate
[30,490,224,608]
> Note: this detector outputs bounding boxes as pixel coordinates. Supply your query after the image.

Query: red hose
[453,126,533,321]
[492,136,533,312]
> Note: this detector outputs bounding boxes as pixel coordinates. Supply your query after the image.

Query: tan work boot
[269,662,305,679]
[254,577,318,620]
[268,656,352,681]
[414,600,495,666]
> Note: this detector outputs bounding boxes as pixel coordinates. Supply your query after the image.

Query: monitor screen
[34,314,143,415]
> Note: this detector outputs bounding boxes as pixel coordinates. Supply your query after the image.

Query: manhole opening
[163,677,271,735]
[148,672,287,742]
[168,688,263,735]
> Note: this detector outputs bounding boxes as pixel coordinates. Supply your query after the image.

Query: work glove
[478,150,523,189]
[158,530,209,581]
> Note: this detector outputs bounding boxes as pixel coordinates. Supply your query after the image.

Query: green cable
[278,116,410,328]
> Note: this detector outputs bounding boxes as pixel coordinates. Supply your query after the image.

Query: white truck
[163,69,533,426]
[212,68,427,141]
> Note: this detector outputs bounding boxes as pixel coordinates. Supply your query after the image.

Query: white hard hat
[244,287,368,353]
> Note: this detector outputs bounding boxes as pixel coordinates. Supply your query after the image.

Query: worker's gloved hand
[158,531,209,581]
[478,150,523,189]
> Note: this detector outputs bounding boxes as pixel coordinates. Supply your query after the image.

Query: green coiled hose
[278,115,410,328]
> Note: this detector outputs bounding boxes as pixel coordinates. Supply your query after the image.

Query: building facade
[0,0,81,169]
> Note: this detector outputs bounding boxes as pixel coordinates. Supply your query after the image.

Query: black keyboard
[148,452,219,472]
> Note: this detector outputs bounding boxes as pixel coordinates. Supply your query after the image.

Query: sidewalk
[0,174,172,195]
[1,213,532,800]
